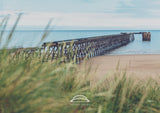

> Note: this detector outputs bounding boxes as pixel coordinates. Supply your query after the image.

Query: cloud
[0,11,133,27]
[119,0,134,7]
[3,0,121,13]
[152,0,160,5]
[0,11,160,30]
[149,9,160,16]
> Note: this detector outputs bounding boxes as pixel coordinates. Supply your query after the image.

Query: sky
[1,0,160,30]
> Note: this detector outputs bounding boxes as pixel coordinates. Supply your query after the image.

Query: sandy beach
[80,54,160,80]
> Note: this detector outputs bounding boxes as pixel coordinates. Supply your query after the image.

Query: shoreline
[106,53,160,56]
[80,54,160,80]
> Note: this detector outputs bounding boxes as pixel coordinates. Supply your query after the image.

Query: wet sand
[80,54,160,80]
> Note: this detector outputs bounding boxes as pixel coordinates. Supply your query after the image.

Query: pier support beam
[142,32,151,41]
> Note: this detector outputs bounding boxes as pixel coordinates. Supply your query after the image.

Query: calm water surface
[2,30,160,55]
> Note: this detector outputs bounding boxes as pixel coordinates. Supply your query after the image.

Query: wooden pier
[12,32,151,63]
[42,33,135,63]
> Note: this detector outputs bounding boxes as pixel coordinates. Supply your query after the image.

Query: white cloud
[120,0,134,7]
[149,9,160,16]
[152,0,160,5]
[0,10,160,29]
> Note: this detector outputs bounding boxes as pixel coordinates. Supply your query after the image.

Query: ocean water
[1,30,160,55]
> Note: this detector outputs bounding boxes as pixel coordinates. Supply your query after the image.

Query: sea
[1,30,160,55]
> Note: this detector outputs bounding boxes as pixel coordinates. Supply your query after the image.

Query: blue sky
[1,0,160,29]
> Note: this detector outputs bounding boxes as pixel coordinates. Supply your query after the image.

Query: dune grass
[0,16,160,113]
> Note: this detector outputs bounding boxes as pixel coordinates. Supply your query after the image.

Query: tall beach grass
[0,15,160,113]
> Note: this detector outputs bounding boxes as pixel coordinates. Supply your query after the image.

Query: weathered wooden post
[142,32,151,41]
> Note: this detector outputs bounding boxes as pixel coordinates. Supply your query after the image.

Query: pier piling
[142,32,151,41]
